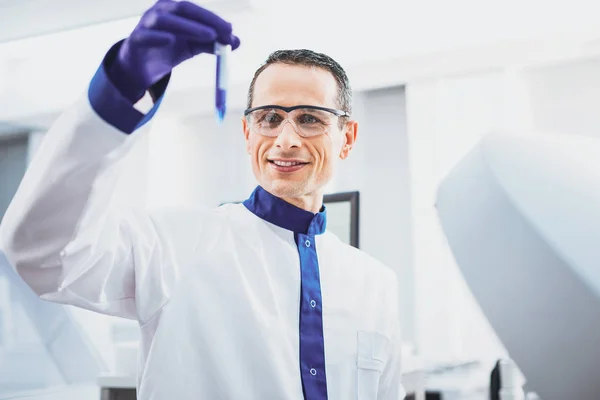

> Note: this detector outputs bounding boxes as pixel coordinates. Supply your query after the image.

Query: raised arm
[0,0,240,322]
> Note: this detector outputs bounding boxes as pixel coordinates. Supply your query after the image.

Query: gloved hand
[108,0,241,103]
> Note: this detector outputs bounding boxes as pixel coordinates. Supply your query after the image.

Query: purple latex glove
[108,0,241,103]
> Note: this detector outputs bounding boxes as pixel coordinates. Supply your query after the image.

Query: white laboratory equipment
[436,130,600,399]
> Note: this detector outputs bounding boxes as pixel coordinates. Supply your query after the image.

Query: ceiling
[2,0,600,127]
[0,0,249,43]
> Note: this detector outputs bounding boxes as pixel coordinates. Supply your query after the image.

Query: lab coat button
[305,239,311,247]
[310,368,317,376]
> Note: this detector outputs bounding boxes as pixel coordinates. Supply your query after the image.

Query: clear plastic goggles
[244,105,350,137]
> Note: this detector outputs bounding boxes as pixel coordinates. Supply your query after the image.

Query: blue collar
[243,186,327,235]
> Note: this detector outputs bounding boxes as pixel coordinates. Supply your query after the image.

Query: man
[0,1,405,399]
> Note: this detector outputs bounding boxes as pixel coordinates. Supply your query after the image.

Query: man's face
[243,63,357,201]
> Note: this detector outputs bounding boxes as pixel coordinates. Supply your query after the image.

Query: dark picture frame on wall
[221,191,360,249]
[323,191,360,249]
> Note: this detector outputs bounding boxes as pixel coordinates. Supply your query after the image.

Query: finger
[150,12,217,43]
[187,33,240,54]
[187,42,216,55]
[129,29,175,47]
[230,34,241,50]
[171,1,233,42]
[154,0,178,12]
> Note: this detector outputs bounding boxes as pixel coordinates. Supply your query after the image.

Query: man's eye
[264,113,283,124]
[298,114,321,124]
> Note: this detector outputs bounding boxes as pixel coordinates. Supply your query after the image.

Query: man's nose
[274,120,302,149]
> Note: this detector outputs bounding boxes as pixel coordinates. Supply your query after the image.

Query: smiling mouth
[268,159,309,172]
[269,160,307,167]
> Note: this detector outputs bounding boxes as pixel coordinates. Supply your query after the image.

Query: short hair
[246,49,352,119]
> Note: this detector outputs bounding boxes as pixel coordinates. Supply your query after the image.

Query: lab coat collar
[243,186,327,235]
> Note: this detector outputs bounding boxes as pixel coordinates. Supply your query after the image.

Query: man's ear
[339,120,358,159]
[242,117,251,154]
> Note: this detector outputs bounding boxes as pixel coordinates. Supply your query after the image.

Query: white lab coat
[0,64,405,400]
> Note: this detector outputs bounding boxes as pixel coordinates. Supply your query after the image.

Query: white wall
[146,110,256,209]
[524,55,600,138]
[339,87,415,344]
[404,70,536,364]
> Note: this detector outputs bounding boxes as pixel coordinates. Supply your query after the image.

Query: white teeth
[272,160,303,167]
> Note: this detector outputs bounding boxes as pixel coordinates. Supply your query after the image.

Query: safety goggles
[244,105,350,138]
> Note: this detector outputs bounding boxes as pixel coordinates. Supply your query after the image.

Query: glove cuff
[105,40,147,104]
[87,40,170,134]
